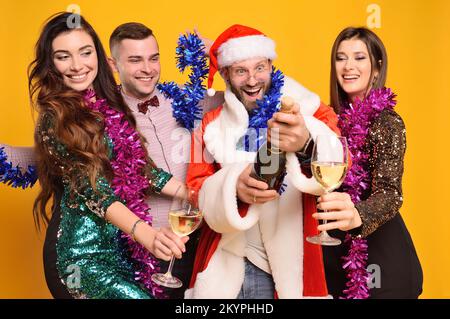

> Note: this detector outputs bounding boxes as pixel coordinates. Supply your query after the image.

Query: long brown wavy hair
[330,27,388,114]
[29,13,138,230]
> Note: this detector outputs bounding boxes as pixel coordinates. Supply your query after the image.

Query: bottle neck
[267,140,283,155]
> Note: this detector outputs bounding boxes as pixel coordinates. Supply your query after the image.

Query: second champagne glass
[306,135,348,246]
[151,188,203,288]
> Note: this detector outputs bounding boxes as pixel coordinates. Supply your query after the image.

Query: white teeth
[137,77,153,82]
[69,73,87,79]
[343,75,359,80]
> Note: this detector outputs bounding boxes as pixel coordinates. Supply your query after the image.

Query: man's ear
[219,67,229,83]
[108,57,118,73]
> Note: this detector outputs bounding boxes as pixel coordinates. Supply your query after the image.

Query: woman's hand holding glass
[306,135,349,246]
[151,188,203,288]
[313,192,362,232]
[151,227,189,261]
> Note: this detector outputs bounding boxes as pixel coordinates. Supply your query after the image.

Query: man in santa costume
[185,24,340,299]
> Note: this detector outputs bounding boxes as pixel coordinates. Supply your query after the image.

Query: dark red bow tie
[137,95,159,114]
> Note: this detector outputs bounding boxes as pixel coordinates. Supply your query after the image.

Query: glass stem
[321,190,329,235]
[164,255,176,277]
[322,211,328,225]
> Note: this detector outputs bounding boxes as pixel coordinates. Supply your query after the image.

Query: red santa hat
[207,24,277,96]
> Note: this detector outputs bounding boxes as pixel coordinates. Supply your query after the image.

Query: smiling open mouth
[243,87,262,97]
[67,72,88,80]
[343,75,360,80]
[136,76,154,82]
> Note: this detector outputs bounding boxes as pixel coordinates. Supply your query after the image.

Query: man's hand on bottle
[236,164,279,205]
[267,103,310,152]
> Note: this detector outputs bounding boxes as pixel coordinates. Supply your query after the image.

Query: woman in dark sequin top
[30,13,188,299]
[316,27,423,298]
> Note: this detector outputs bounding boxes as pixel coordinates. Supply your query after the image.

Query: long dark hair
[330,27,388,113]
[29,12,138,229]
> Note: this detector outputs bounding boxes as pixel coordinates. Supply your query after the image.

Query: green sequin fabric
[36,113,170,299]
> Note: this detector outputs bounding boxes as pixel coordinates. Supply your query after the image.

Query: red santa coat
[186,76,341,298]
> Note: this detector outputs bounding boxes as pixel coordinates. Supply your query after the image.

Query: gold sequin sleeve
[355,109,406,238]
[36,113,120,219]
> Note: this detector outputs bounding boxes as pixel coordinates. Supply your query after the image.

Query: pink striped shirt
[122,89,223,228]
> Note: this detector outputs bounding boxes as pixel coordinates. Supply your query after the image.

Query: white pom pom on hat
[207,88,216,97]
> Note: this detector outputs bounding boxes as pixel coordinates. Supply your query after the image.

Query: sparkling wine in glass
[151,188,203,288]
[306,135,348,246]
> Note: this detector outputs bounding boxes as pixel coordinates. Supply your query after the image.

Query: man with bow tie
[107,22,223,298]
[108,23,221,229]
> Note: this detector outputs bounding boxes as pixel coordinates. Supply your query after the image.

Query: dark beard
[229,80,271,112]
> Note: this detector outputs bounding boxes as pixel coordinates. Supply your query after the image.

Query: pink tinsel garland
[84,90,164,298]
[338,87,397,299]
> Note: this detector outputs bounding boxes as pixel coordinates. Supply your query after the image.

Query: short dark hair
[109,22,154,55]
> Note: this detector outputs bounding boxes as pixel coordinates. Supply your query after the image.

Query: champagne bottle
[250,96,294,191]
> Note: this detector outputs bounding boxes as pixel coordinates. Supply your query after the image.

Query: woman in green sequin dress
[30,13,189,299]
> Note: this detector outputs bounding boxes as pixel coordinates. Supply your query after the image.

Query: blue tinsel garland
[239,68,286,194]
[157,33,209,131]
[0,147,37,189]
[243,67,284,151]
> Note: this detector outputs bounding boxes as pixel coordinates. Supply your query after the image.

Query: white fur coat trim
[185,163,305,298]
[185,77,336,298]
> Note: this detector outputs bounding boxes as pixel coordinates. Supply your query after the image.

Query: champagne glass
[306,135,348,246]
[151,188,203,288]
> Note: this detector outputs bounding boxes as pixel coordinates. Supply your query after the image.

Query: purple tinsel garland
[338,87,397,299]
[84,90,164,298]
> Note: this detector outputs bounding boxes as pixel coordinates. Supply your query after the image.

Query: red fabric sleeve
[186,107,222,191]
[313,102,341,135]
[301,102,342,297]
[302,193,329,297]
[187,107,224,288]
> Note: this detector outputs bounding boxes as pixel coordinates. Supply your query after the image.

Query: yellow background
[0,0,449,298]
